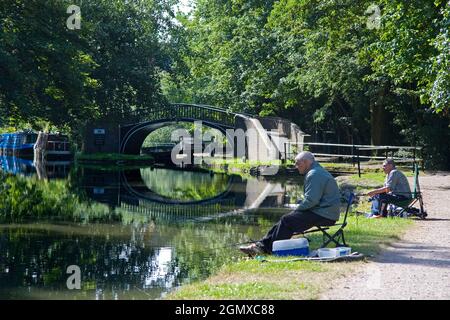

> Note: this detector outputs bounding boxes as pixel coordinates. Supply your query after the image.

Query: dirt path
[321,172,450,300]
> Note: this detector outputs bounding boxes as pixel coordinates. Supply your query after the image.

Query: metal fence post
[118,124,121,154]
[357,147,361,178]
[420,147,424,171]
[352,143,355,167]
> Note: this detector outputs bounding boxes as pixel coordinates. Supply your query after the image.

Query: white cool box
[272,238,352,258]
[317,247,352,258]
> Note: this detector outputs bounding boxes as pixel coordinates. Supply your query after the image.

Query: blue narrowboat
[0,131,38,158]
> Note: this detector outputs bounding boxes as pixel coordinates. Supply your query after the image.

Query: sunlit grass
[209,158,282,166]
[168,258,329,300]
[169,281,319,300]
[76,152,154,161]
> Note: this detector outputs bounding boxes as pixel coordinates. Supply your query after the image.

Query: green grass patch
[321,162,360,170]
[349,170,414,183]
[209,158,282,166]
[222,258,327,274]
[349,172,385,184]
[342,215,412,255]
[291,214,412,257]
[76,152,154,161]
[167,258,329,300]
[169,281,318,300]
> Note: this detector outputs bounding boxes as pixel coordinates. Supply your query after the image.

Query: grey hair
[295,151,315,163]
[384,158,396,167]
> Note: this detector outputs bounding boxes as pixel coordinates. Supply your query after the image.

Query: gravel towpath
[321,172,450,300]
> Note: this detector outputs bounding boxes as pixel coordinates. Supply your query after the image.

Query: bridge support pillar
[82,120,121,154]
[234,116,279,162]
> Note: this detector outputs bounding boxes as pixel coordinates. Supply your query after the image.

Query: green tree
[365,0,450,166]
[0,0,98,129]
[80,0,174,119]
[0,0,177,130]
[166,0,449,167]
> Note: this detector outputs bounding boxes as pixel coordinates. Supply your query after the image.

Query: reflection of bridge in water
[81,167,292,222]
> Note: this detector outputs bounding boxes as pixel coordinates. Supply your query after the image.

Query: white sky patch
[175,0,194,15]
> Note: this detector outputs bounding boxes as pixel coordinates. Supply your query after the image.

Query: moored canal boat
[0,131,38,158]
[34,131,72,161]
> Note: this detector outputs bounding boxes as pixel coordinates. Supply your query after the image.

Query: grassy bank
[76,152,154,161]
[203,159,283,177]
[75,153,154,167]
[165,172,415,300]
[203,158,415,178]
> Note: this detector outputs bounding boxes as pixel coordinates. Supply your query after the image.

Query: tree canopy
[164,0,450,168]
[0,0,178,129]
[1,0,449,168]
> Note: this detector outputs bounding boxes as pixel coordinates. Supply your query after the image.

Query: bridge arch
[119,104,239,155]
[120,118,235,155]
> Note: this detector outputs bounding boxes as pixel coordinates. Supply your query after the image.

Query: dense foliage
[165,0,450,168]
[1,0,449,168]
[0,0,177,129]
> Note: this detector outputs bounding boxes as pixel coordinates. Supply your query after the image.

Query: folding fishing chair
[301,192,355,248]
[387,163,427,219]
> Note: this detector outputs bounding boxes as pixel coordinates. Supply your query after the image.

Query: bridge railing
[173,104,237,127]
[129,104,244,128]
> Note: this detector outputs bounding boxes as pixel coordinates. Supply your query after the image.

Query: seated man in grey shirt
[367,158,412,218]
[240,151,341,256]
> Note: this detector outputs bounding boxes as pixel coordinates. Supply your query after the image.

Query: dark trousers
[259,210,336,253]
[371,193,410,217]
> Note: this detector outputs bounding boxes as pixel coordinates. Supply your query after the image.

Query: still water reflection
[0,157,304,299]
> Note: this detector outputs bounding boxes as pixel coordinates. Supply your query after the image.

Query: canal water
[0,156,304,299]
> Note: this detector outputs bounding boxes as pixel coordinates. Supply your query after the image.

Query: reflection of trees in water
[0,224,180,299]
[165,212,282,285]
[284,183,305,204]
[0,171,73,221]
[140,168,230,201]
[0,212,280,300]
[0,171,121,223]
[0,168,301,299]
[1,170,242,224]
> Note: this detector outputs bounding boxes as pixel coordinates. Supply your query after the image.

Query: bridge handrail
[127,103,252,128]
[172,103,256,117]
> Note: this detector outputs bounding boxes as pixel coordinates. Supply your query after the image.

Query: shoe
[239,243,265,257]
[368,214,383,219]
